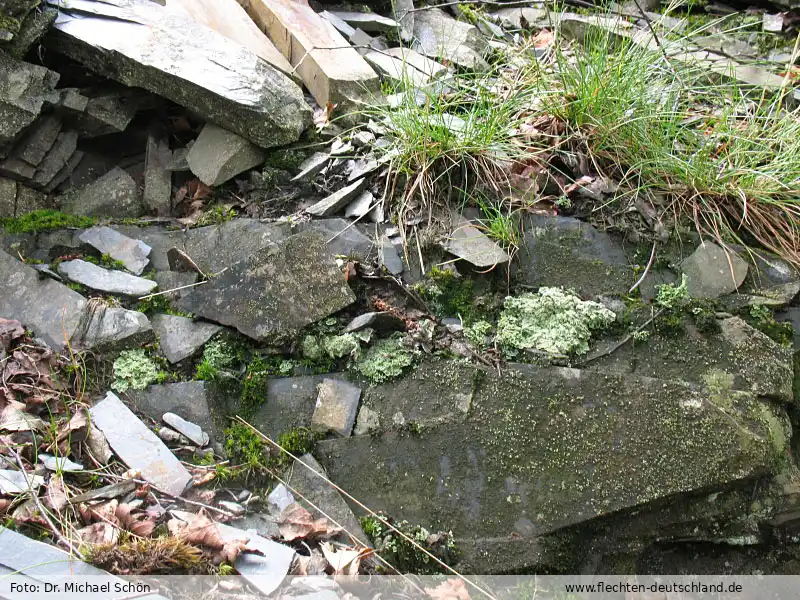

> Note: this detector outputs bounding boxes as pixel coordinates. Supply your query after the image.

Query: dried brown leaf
[425,578,471,600]
[319,541,364,575]
[44,474,67,512]
[75,522,119,545]
[278,503,340,541]
[174,510,225,550]
[0,319,24,350]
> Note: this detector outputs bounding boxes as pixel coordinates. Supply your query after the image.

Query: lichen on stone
[656,274,689,309]
[111,349,160,393]
[354,335,416,383]
[302,332,361,361]
[495,288,616,356]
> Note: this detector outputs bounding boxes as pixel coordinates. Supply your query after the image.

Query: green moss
[0,15,20,34]
[134,294,190,317]
[111,349,160,393]
[495,288,616,357]
[464,319,492,347]
[415,267,481,323]
[276,428,319,458]
[194,337,237,380]
[1,210,96,233]
[223,422,266,471]
[239,356,293,419]
[745,304,793,347]
[263,148,308,171]
[66,282,87,294]
[354,335,416,384]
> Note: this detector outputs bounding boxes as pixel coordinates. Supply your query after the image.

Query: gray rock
[0,469,44,494]
[143,129,172,215]
[296,218,374,260]
[291,152,329,182]
[393,0,414,41]
[353,405,380,435]
[320,10,356,38]
[42,147,84,193]
[151,314,221,363]
[763,13,783,33]
[386,46,448,79]
[306,178,369,217]
[90,391,191,496]
[31,263,61,281]
[311,378,361,437]
[379,235,403,274]
[364,50,433,87]
[58,167,144,218]
[234,512,280,539]
[412,8,489,71]
[30,130,78,189]
[681,241,748,299]
[39,454,84,472]
[187,124,265,186]
[14,184,47,215]
[74,90,143,138]
[79,226,152,275]
[46,0,311,148]
[349,28,374,56]
[0,52,58,148]
[0,177,16,218]
[153,271,198,301]
[13,114,63,167]
[344,190,375,218]
[58,260,157,296]
[268,483,296,513]
[0,156,35,180]
[162,412,209,447]
[218,500,245,515]
[176,231,355,341]
[329,11,398,32]
[69,480,137,504]
[126,381,219,445]
[167,147,190,172]
[56,87,89,114]
[246,374,332,439]
[74,305,154,351]
[158,427,184,444]
[344,311,405,333]
[445,212,509,267]
[347,158,379,182]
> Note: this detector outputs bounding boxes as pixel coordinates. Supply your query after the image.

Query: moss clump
[223,422,266,471]
[354,336,416,383]
[135,294,190,317]
[240,356,294,419]
[263,148,308,171]
[415,267,478,322]
[111,349,160,393]
[464,319,492,347]
[276,428,318,458]
[746,304,793,347]
[361,513,457,574]
[1,210,96,233]
[495,288,616,357]
[194,338,237,381]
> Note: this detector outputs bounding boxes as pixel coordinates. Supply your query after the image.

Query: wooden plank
[167,0,294,77]
[241,0,380,114]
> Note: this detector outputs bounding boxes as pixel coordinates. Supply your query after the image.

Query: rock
[353,405,380,435]
[0,176,16,217]
[74,305,155,351]
[0,52,58,149]
[344,190,374,218]
[386,46,448,79]
[344,311,405,333]
[291,152,329,182]
[90,391,191,496]
[74,89,149,138]
[69,480,137,504]
[79,226,152,275]
[245,374,331,439]
[393,0,414,41]
[316,361,788,571]
[347,158,379,182]
[284,454,368,545]
[143,129,172,215]
[412,8,489,71]
[46,0,311,148]
[681,241,748,299]
[268,483,295,513]
[320,10,355,38]
[154,271,198,301]
[58,167,144,218]
[162,412,209,446]
[329,11,398,33]
[0,155,35,180]
[187,124,266,186]
[311,378,361,437]
[30,130,78,189]
[349,28,374,55]
[56,87,89,114]
[763,13,783,32]
[14,184,48,216]
[57,260,157,297]
[445,212,510,267]
[86,423,113,463]
[151,314,222,363]
[306,178,369,217]
[126,381,219,445]
[218,500,245,515]
[0,469,44,494]
[364,50,435,87]
[12,114,62,167]
[378,235,403,274]
[296,218,374,260]
[39,454,84,472]
[31,263,61,281]
[158,427,184,444]
[176,231,355,341]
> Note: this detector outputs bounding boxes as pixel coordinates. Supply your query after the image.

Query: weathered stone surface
[291,151,329,182]
[79,226,152,275]
[0,469,44,494]
[317,361,787,564]
[176,231,355,341]
[58,260,157,296]
[379,235,403,274]
[151,314,221,363]
[311,378,361,436]
[153,271,198,301]
[73,305,154,351]
[46,0,311,148]
[0,177,16,218]
[39,454,84,472]
[0,52,58,147]
[187,124,265,186]
[329,11,398,32]
[412,8,489,70]
[268,483,295,513]
[364,50,433,87]
[163,412,208,446]
[30,130,78,188]
[445,212,509,267]
[58,167,144,218]
[13,114,62,166]
[306,178,368,217]
[344,311,405,333]
[14,183,47,215]
[320,10,355,37]
[296,218,374,260]
[393,0,414,41]
[126,381,219,444]
[517,214,633,296]
[681,241,748,299]
[344,190,374,218]
[91,391,191,496]
[246,374,332,439]
[353,405,380,435]
[143,128,172,215]
[74,89,142,137]
[0,156,35,179]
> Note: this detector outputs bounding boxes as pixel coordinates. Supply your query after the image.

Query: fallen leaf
[75,522,119,545]
[44,474,67,512]
[278,503,340,541]
[116,502,156,538]
[319,541,366,575]
[0,319,24,350]
[0,399,46,433]
[216,539,247,565]
[531,29,555,49]
[172,510,225,549]
[425,578,471,600]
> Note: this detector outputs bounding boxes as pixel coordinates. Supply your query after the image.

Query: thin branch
[628,241,657,294]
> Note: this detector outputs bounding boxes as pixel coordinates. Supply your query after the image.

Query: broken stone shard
[344,311,405,333]
[57,260,157,296]
[378,235,403,275]
[412,8,490,71]
[30,130,78,189]
[39,454,84,472]
[445,212,510,267]
[127,381,218,444]
[344,190,374,219]
[187,123,266,186]
[151,314,222,364]
[58,166,143,218]
[79,226,152,275]
[12,114,63,167]
[90,391,191,496]
[162,412,209,447]
[306,177,369,217]
[268,483,296,513]
[46,0,311,148]
[681,241,748,299]
[291,152,329,182]
[143,128,172,215]
[0,469,45,494]
[311,378,361,437]
[177,231,354,341]
[329,11,399,33]
[73,305,154,351]
[0,52,59,150]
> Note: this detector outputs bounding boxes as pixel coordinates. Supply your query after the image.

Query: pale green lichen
[495,288,616,356]
[355,336,416,383]
[201,338,237,370]
[656,274,689,309]
[111,349,160,393]
[302,333,361,361]
[464,320,492,347]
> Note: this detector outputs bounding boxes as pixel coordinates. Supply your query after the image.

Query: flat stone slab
[329,11,398,32]
[126,381,218,444]
[39,454,84,472]
[412,8,489,70]
[0,469,45,494]
[90,391,191,496]
[187,123,265,186]
[445,212,510,267]
[296,218,374,260]
[681,241,748,298]
[317,362,787,548]
[344,311,405,333]
[246,374,332,439]
[0,52,59,147]
[291,151,329,182]
[143,129,172,215]
[176,231,355,341]
[306,178,369,217]
[311,378,361,436]
[58,166,143,218]
[79,226,152,275]
[74,304,154,351]
[57,259,157,296]
[151,314,221,363]
[163,412,208,446]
